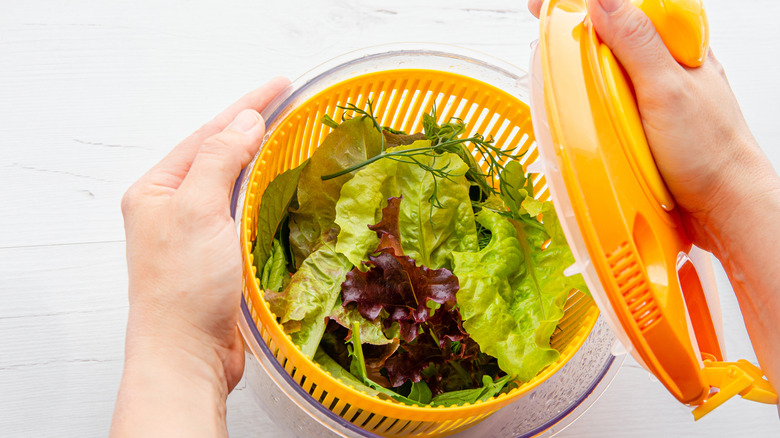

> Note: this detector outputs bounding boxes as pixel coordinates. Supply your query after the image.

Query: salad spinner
[232,0,777,436]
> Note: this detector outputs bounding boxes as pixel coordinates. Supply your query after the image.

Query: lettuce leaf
[407,381,433,404]
[430,375,513,407]
[313,347,380,397]
[384,331,453,387]
[334,141,478,270]
[451,209,584,382]
[383,130,425,147]
[346,321,423,405]
[341,251,462,344]
[288,117,384,267]
[252,160,308,274]
[368,196,404,256]
[498,160,547,219]
[398,149,479,269]
[328,299,392,345]
[260,238,289,293]
[265,241,352,358]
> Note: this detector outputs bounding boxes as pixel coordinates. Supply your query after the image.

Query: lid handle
[631,0,709,67]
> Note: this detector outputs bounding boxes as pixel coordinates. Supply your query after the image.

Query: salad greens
[346,321,425,405]
[430,374,514,407]
[252,102,589,406]
[329,299,393,346]
[288,116,384,266]
[452,209,572,381]
[334,141,477,270]
[259,239,290,293]
[251,160,308,274]
[314,347,380,397]
[266,242,351,358]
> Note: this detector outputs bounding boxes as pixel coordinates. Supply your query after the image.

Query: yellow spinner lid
[529,0,777,419]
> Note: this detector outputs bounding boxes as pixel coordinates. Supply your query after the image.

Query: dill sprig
[331,101,386,152]
[421,104,523,200]
[320,101,525,225]
[321,102,522,185]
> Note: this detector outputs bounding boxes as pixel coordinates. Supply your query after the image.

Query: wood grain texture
[1,0,778,436]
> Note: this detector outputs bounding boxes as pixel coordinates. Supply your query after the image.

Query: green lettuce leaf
[265,241,352,358]
[452,209,584,382]
[498,160,548,220]
[347,322,421,405]
[408,381,433,404]
[313,348,380,397]
[334,141,478,270]
[252,160,308,274]
[498,160,538,217]
[328,299,392,345]
[528,204,589,296]
[260,238,289,292]
[430,375,513,407]
[288,117,384,266]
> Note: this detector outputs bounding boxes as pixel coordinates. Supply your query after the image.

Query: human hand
[528,0,780,411]
[112,77,289,437]
[528,0,777,251]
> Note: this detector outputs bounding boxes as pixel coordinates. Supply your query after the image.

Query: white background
[1,0,778,436]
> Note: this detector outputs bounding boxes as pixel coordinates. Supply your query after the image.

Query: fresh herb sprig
[323,101,387,152]
[421,105,520,201]
[320,101,524,211]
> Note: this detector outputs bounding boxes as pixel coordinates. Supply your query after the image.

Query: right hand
[528,0,779,251]
[529,0,780,411]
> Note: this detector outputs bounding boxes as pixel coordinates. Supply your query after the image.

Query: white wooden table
[1,1,778,436]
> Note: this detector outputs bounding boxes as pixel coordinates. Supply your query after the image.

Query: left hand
[121,76,289,390]
[112,77,289,438]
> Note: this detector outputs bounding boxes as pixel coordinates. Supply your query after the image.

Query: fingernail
[598,0,624,13]
[228,109,260,133]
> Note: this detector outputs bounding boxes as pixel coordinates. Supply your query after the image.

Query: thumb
[178,109,265,204]
[588,0,683,88]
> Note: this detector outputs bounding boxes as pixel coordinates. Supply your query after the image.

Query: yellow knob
[632,0,709,67]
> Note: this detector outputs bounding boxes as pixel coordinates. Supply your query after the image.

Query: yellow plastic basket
[239,51,600,437]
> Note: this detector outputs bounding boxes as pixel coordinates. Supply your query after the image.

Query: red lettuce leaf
[426,303,469,348]
[383,327,478,388]
[367,196,403,256]
[342,251,459,343]
[363,339,400,387]
[384,332,444,387]
[340,195,480,388]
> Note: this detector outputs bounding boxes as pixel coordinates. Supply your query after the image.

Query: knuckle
[199,132,247,171]
[638,72,688,110]
[200,133,235,157]
[709,57,727,78]
[191,120,220,141]
[172,192,201,222]
[658,74,689,102]
[121,184,141,217]
[618,13,657,49]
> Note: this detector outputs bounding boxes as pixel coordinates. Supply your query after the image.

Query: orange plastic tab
[693,360,778,420]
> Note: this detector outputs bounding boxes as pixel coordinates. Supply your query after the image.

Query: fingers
[177,109,266,206]
[588,0,682,89]
[145,77,290,191]
[200,76,290,138]
[528,0,543,18]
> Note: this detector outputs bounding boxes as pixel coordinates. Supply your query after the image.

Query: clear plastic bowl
[230,44,624,437]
